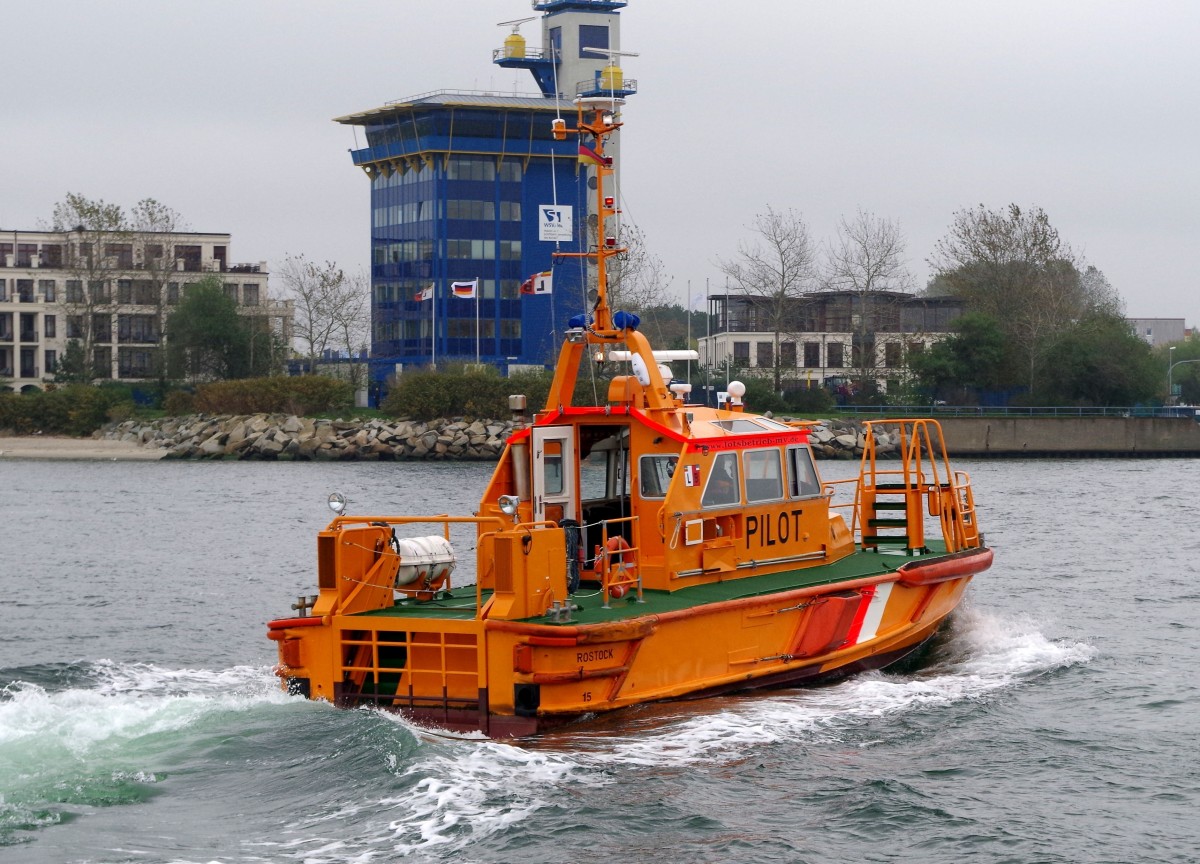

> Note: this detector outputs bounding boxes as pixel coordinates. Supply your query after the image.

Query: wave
[0,608,1095,860]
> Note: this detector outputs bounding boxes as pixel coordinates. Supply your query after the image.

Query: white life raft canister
[393,535,457,587]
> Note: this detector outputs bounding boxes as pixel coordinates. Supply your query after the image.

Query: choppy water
[1,457,1197,863]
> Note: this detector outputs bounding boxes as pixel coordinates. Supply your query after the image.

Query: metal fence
[838,405,1199,420]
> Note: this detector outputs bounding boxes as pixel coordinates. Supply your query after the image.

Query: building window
[118,314,159,343]
[224,283,239,303]
[579,24,609,58]
[18,280,34,302]
[92,346,112,379]
[884,342,902,368]
[117,279,133,304]
[118,347,157,377]
[167,282,180,305]
[43,245,63,267]
[0,279,6,301]
[66,280,84,303]
[243,284,259,306]
[907,341,924,358]
[105,244,134,268]
[803,342,820,367]
[446,157,495,182]
[134,280,157,305]
[44,315,56,338]
[67,315,84,339]
[40,280,56,302]
[757,341,773,369]
[93,314,112,343]
[733,341,749,365]
[16,244,38,267]
[780,341,796,367]
[827,342,844,368]
[45,349,57,373]
[89,280,110,302]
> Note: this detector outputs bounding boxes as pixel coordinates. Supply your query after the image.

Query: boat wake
[0,608,1095,859]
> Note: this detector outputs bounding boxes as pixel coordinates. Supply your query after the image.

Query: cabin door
[532,425,576,525]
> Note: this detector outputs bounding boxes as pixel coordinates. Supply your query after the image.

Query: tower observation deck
[494,1,636,99]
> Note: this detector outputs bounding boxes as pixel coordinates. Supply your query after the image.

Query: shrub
[0,386,126,436]
[163,390,196,415]
[378,365,612,421]
[191,376,353,416]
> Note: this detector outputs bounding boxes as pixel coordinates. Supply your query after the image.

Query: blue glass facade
[343,97,591,388]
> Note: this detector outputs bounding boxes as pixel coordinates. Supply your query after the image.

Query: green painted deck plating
[352,542,950,626]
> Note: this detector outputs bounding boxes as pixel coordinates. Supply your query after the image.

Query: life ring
[605,535,631,565]
[605,536,632,598]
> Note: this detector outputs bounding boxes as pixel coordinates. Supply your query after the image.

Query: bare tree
[329,269,371,391]
[278,254,369,385]
[128,198,188,382]
[717,206,817,391]
[47,194,190,383]
[49,194,129,382]
[822,209,914,392]
[609,223,673,312]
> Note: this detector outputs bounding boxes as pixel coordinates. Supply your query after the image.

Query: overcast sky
[4,1,1196,324]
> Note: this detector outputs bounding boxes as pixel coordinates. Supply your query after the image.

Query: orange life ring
[605,535,631,563]
[605,536,632,598]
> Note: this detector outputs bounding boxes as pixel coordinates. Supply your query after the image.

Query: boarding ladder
[855,420,981,555]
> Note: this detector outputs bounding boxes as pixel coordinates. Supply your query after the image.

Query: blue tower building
[334,0,635,394]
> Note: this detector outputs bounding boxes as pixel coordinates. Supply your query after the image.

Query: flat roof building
[0,230,289,391]
[335,1,634,390]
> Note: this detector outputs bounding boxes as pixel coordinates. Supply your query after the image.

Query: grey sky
[5,1,1196,325]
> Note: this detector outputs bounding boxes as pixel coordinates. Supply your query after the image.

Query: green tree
[52,340,91,385]
[908,313,1009,402]
[929,204,1122,398]
[166,277,265,382]
[1041,314,1158,405]
[1164,341,1200,404]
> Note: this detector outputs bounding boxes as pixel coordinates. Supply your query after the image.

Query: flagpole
[476,281,480,365]
[432,282,437,370]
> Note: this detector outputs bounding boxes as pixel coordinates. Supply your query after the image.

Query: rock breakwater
[99,415,904,461]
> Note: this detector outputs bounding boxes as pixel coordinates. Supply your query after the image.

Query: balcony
[19,330,38,343]
[575,76,637,99]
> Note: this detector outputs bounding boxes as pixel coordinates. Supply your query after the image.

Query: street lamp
[1168,346,1175,405]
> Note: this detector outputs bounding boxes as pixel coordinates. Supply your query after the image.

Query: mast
[551,97,624,338]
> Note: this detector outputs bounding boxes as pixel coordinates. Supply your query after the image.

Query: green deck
[353,542,950,627]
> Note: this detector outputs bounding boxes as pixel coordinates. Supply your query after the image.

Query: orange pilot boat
[267,98,992,737]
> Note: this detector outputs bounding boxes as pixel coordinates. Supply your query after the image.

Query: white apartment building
[0,230,293,391]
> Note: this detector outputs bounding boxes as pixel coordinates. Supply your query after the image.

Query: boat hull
[273,546,990,737]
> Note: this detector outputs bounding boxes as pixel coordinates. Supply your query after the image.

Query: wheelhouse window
[638,454,677,499]
[787,446,821,498]
[701,452,740,509]
[743,449,783,503]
